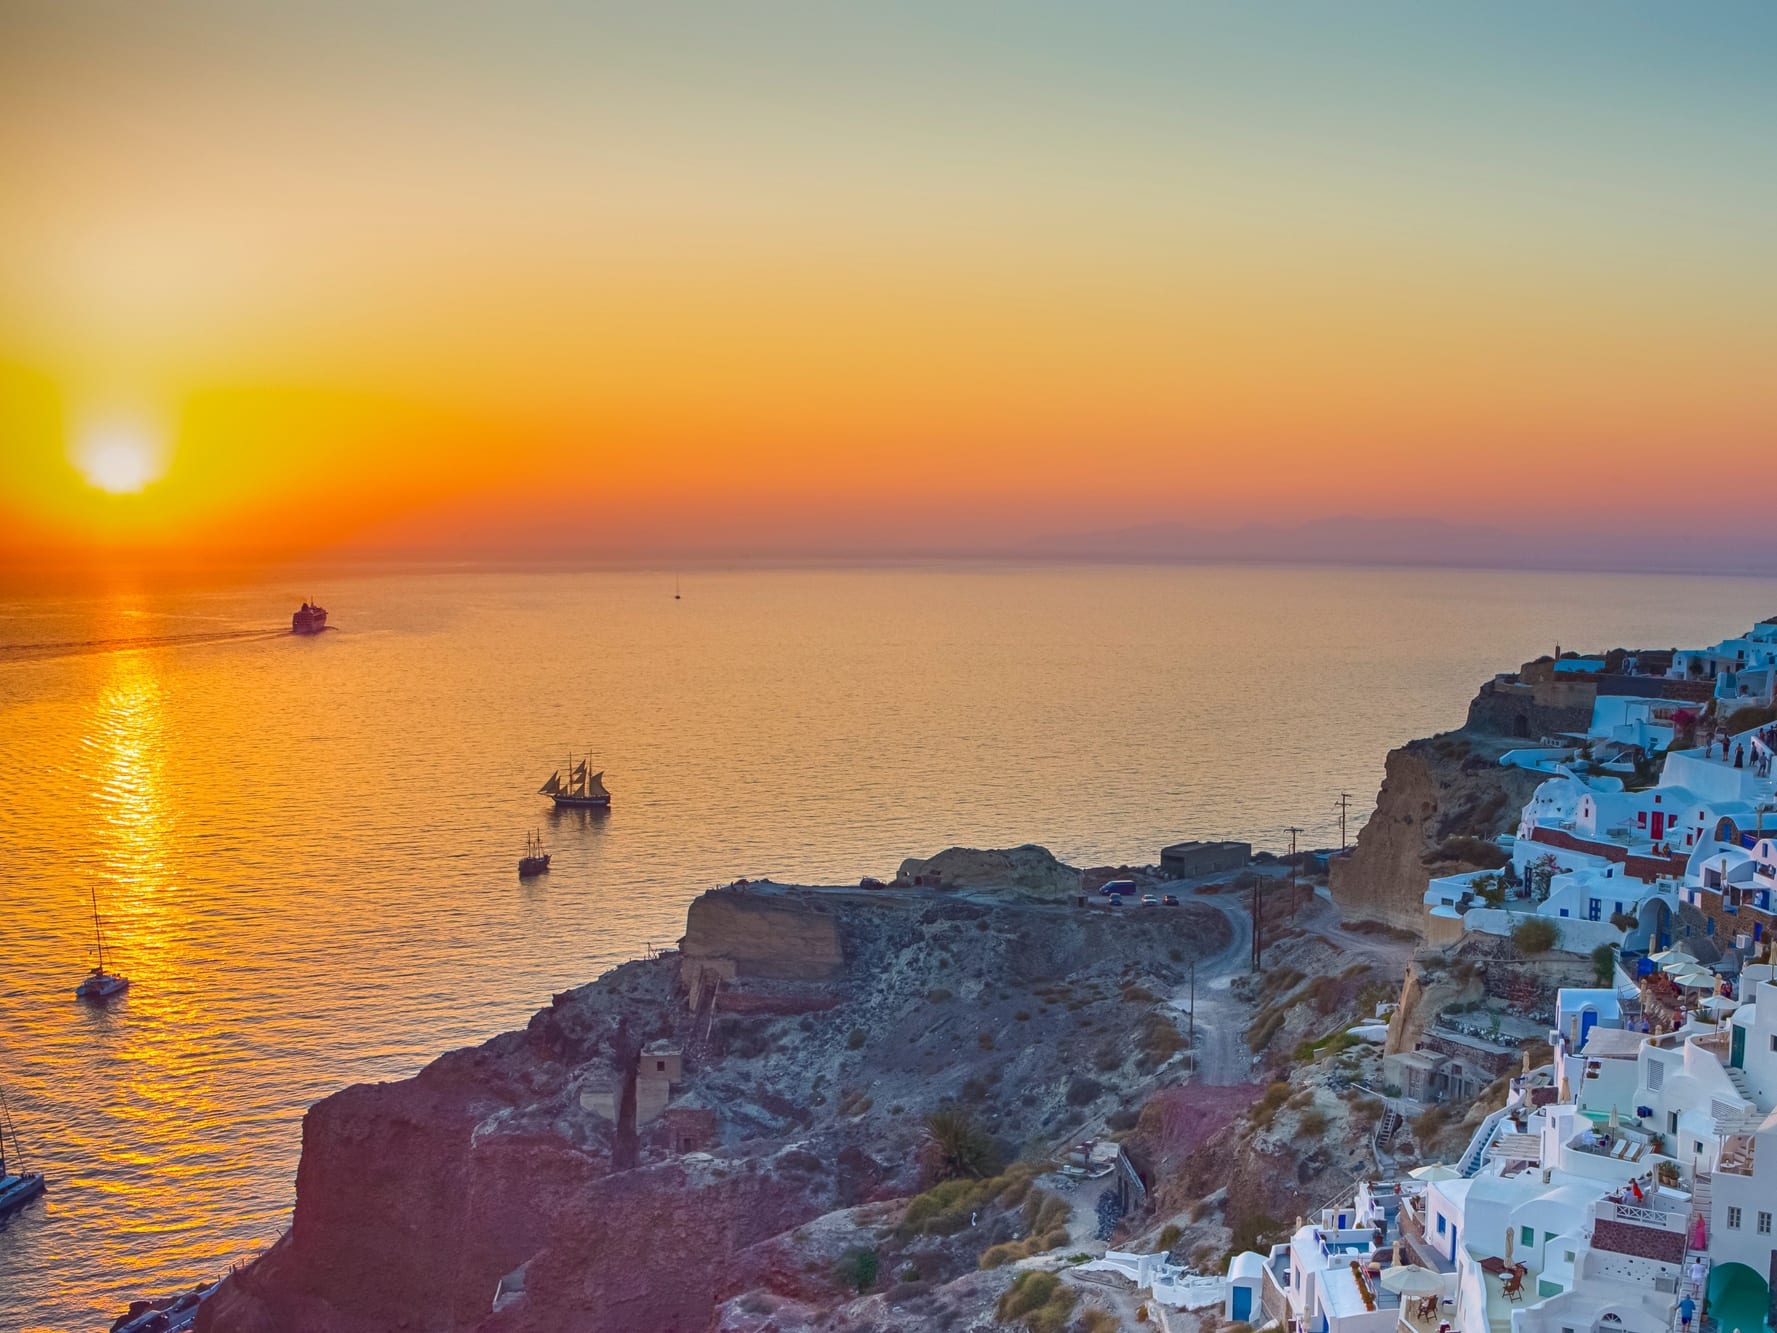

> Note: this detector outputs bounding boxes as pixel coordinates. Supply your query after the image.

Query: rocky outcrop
[1330,731,1541,935]
[201,882,1232,1333]
[681,888,847,1005]
[894,844,1081,898]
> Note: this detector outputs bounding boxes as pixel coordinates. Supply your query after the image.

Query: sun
[74,421,166,494]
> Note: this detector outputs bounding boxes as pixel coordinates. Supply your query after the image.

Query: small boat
[539,755,611,809]
[75,882,130,1003]
[0,1086,46,1218]
[111,1280,220,1333]
[674,574,681,601]
[518,829,551,878]
[291,599,328,634]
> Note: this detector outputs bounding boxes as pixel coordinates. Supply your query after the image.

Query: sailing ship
[291,600,328,634]
[518,829,551,878]
[0,1085,46,1218]
[539,756,611,808]
[75,883,130,1002]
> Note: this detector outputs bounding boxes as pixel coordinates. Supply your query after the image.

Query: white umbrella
[1674,973,1715,990]
[1649,949,1683,963]
[1380,1266,1445,1295]
[1661,957,1702,974]
[1409,1164,1461,1181]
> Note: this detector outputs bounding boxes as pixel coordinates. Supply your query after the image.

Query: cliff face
[1330,731,1542,935]
[201,875,1232,1333]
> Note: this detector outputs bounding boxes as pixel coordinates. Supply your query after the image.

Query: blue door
[1232,1287,1252,1321]
[1580,1008,1599,1047]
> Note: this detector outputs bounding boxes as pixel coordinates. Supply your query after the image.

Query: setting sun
[73,421,165,495]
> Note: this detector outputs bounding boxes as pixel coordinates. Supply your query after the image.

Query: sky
[1,3,1774,569]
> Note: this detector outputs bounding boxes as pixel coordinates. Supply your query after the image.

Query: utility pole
[1337,792,1352,851]
[1285,825,1303,914]
[1188,957,1196,1044]
[1250,872,1262,973]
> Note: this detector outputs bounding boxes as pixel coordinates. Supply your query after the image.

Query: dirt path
[1291,890,1418,973]
[1162,877,1259,1086]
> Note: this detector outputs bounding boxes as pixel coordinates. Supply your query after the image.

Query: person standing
[1679,1296,1696,1332]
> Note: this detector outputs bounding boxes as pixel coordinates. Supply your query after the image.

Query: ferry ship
[292,601,328,634]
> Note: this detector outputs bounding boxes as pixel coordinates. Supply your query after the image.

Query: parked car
[1140,894,1159,906]
[1161,894,1180,907]
[1099,879,1138,897]
[1106,894,1123,907]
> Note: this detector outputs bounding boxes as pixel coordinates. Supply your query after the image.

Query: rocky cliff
[1329,729,1542,936]
[200,872,1231,1333]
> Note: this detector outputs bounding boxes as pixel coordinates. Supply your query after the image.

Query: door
[1731,1023,1746,1068]
[1232,1287,1253,1321]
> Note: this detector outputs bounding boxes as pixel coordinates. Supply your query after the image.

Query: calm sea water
[2,563,1773,1330]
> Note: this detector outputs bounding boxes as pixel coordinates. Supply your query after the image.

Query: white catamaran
[0,1085,46,1218]
[75,883,130,1002]
[539,756,611,809]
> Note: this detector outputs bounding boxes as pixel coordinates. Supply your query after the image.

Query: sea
[2,562,1773,1331]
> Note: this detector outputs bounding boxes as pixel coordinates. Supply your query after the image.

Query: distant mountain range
[1020,515,1777,578]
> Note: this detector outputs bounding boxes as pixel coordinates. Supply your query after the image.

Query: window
[1707,918,1716,937]
[1727,1207,1742,1229]
[1589,899,1602,922]
[1437,1215,1447,1235]
[1668,1110,1679,1134]
[655,1061,666,1072]
[1521,1225,1535,1248]
[1760,1212,1772,1235]
[1770,1035,1776,1054]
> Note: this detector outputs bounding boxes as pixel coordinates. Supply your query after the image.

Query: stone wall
[1466,679,1594,739]
[1591,1218,1684,1264]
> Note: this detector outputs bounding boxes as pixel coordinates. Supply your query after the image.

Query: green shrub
[994,1270,1077,1333]
[1067,1076,1104,1107]
[1156,1223,1183,1252]
[1591,942,1618,984]
[834,1246,878,1292]
[846,1027,867,1050]
[920,1105,1000,1184]
[1512,918,1560,955]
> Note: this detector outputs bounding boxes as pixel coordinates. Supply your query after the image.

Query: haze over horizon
[3,3,1774,572]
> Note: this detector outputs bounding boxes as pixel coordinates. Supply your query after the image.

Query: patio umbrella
[1674,973,1716,990]
[1649,949,1684,963]
[1409,1165,1461,1181]
[1380,1266,1445,1295]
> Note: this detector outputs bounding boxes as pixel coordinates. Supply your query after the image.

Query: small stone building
[1160,840,1251,879]
[636,1040,683,1125]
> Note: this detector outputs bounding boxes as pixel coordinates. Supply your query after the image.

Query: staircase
[1670,1171,1712,1333]
[1458,1107,1511,1177]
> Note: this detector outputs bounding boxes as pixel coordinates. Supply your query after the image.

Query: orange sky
[3,4,1774,569]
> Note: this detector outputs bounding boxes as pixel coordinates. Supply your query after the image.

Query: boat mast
[89,882,106,975]
[0,1085,21,1176]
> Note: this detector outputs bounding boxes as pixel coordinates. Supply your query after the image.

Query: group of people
[1703,724,1775,777]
